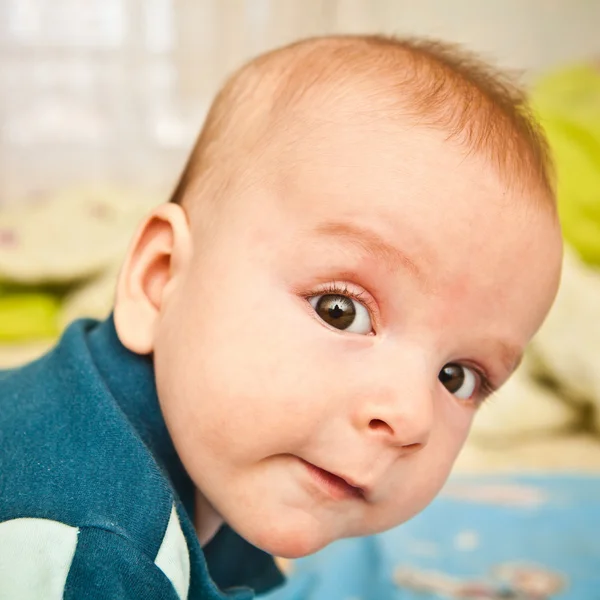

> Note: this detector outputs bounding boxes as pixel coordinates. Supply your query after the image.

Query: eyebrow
[313,220,425,281]
[313,219,524,376]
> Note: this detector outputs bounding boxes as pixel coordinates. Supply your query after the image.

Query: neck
[195,490,224,547]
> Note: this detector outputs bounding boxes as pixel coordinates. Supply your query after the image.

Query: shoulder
[0,507,190,600]
[0,321,174,558]
[0,319,96,433]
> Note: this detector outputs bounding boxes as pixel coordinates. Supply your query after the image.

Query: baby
[0,36,562,599]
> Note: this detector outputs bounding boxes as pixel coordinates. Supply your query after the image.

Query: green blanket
[531,64,600,266]
[0,290,59,342]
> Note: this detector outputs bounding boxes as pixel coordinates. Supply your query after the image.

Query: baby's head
[114,36,562,558]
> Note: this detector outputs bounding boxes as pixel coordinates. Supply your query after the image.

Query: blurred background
[2,1,600,597]
[3,0,600,201]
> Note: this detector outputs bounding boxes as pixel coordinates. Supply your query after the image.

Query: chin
[233,508,335,559]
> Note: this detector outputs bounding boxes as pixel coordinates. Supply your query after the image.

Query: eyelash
[467,367,496,405]
[305,281,497,405]
[307,281,379,325]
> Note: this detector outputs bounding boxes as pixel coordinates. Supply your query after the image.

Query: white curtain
[1,0,599,203]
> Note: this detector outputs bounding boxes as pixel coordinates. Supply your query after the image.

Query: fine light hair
[169,35,554,210]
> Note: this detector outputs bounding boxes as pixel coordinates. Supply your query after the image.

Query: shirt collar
[85,316,284,595]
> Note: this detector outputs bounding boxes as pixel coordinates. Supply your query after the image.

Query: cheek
[438,396,475,446]
[368,404,474,533]
[425,399,475,480]
[155,270,341,463]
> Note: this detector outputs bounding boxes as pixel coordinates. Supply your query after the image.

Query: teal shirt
[0,317,283,599]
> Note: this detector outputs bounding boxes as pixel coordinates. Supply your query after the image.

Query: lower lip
[301,460,364,501]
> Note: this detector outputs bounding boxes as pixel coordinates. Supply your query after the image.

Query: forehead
[245,117,561,341]
[271,117,537,251]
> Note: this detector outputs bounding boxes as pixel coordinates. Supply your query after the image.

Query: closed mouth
[300,459,365,501]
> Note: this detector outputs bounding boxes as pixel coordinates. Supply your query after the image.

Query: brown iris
[314,295,356,330]
[439,364,465,393]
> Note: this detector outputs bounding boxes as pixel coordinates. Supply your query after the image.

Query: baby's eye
[438,363,477,400]
[308,294,372,334]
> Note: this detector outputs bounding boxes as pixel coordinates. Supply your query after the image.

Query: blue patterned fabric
[264,475,600,600]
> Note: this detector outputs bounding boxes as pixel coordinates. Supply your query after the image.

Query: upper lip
[304,459,372,498]
[338,472,369,496]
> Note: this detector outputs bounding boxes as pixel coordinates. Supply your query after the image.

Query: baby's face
[153,119,561,558]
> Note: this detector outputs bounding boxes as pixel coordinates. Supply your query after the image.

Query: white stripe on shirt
[0,518,78,599]
[154,504,190,599]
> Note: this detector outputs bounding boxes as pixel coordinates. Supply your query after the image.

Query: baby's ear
[114,203,192,354]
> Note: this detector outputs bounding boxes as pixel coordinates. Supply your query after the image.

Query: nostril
[369,419,393,435]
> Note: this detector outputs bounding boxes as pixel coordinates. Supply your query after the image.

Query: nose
[351,358,435,452]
